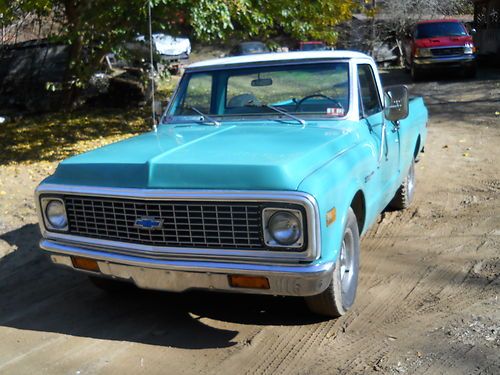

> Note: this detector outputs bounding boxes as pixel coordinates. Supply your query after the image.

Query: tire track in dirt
[271,318,343,375]
[214,203,421,374]
[310,200,486,372]
[212,325,301,375]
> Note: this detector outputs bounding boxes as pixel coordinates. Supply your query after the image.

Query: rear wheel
[390,160,416,210]
[306,208,360,318]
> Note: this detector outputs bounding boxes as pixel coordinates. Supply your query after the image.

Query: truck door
[358,64,400,206]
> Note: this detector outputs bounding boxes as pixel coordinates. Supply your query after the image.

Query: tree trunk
[395,38,404,67]
[62,0,84,109]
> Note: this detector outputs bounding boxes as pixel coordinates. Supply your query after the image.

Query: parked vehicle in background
[229,41,270,56]
[135,33,191,75]
[403,19,477,80]
[297,41,327,51]
[35,51,428,318]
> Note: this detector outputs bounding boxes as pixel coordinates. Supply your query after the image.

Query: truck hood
[48,121,357,191]
[415,35,472,48]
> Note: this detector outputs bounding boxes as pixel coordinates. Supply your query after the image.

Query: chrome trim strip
[42,240,333,296]
[429,46,466,50]
[41,239,329,273]
[35,184,321,263]
[414,55,475,65]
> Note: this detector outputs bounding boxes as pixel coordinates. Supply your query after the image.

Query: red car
[403,19,476,80]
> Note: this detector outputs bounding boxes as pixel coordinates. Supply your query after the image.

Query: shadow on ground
[381,67,500,126]
[0,224,323,350]
[380,66,500,87]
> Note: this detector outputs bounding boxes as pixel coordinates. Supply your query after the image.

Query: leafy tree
[0,0,357,107]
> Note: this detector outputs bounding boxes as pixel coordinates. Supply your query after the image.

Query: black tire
[410,64,423,81]
[89,275,130,293]
[389,160,416,210]
[306,208,360,318]
[464,66,477,79]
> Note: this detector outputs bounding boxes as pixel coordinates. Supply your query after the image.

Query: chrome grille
[431,47,464,56]
[64,196,264,249]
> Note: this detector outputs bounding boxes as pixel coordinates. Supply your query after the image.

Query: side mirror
[384,85,409,122]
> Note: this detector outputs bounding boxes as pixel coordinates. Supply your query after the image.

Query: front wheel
[305,208,360,318]
[410,64,423,81]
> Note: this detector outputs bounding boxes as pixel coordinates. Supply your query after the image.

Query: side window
[177,73,212,115]
[358,64,382,117]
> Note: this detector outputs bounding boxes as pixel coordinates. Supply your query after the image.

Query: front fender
[297,142,377,264]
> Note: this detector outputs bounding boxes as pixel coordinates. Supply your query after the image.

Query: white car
[136,33,191,59]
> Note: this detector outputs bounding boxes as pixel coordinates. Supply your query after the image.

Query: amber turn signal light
[228,275,270,289]
[326,207,336,227]
[71,256,100,272]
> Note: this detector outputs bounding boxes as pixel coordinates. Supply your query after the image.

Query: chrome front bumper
[414,55,476,67]
[41,239,334,297]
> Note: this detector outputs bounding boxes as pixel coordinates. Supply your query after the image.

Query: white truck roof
[187,50,372,69]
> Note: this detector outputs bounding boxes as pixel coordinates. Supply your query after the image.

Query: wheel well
[350,190,366,234]
[414,136,421,160]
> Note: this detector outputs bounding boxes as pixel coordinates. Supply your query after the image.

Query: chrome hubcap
[339,229,356,303]
[407,163,415,196]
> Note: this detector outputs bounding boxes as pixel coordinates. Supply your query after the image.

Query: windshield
[166,62,349,123]
[415,22,467,39]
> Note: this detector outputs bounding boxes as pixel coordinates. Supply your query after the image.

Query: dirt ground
[0,67,499,375]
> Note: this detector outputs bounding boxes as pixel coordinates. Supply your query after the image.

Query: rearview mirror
[384,85,409,122]
[251,78,273,87]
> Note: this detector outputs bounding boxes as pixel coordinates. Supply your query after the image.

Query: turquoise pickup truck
[36,51,428,317]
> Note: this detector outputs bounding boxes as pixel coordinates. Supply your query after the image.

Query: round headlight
[45,200,67,229]
[268,211,301,246]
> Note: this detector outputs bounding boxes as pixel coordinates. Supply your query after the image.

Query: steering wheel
[295,94,343,111]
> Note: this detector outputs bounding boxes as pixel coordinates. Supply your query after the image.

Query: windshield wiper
[265,105,306,126]
[190,106,220,126]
